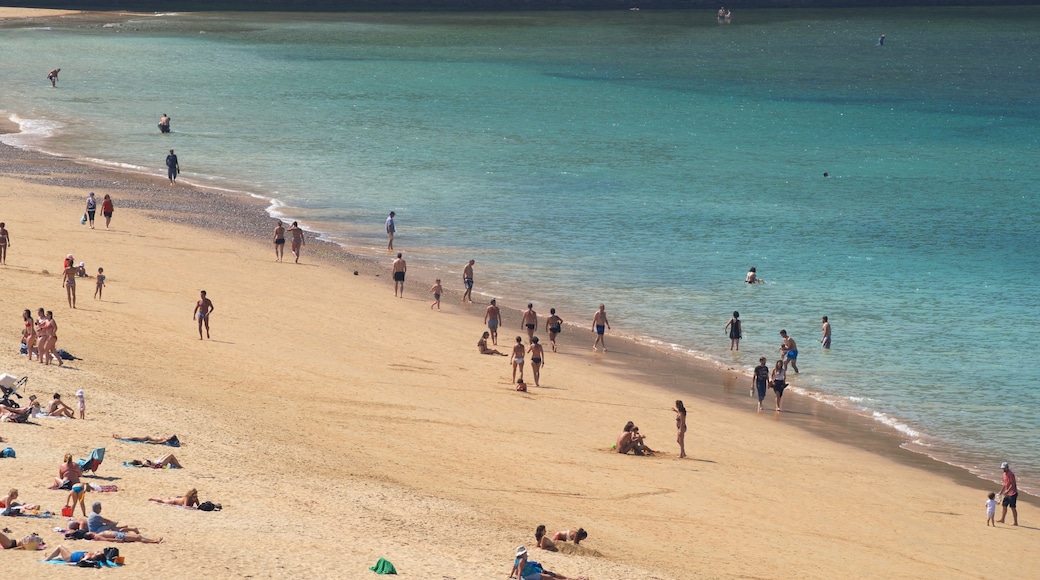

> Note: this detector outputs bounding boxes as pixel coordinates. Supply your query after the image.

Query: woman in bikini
[673,400,687,459]
[54,452,83,489]
[62,262,78,308]
[22,309,37,361]
[770,359,787,412]
[551,528,588,545]
[149,488,198,508]
[1,488,40,516]
[534,525,557,551]
[527,336,545,387]
[510,336,526,383]
[544,308,563,353]
[477,332,507,356]
[0,222,9,265]
[35,308,52,365]
[43,311,62,366]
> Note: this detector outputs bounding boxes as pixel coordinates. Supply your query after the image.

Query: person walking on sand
[0,222,9,265]
[62,260,78,308]
[510,336,525,383]
[47,68,60,87]
[986,492,998,527]
[592,304,610,351]
[753,357,770,412]
[385,211,396,250]
[997,462,1018,525]
[392,252,406,298]
[462,259,475,302]
[287,221,305,263]
[193,290,214,340]
[94,267,106,299]
[485,298,501,345]
[521,303,538,341]
[273,220,286,262]
[85,192,97,229]
[166,149,179,185]
[43,311,62,366]
[545,308,563,353]
[528,336,545,387]
[429,279,442,311]
[820,316,831,349]
[725,311,742,351]
[673,400,687,458]
[770,359,787,411]
[779,330,799,373]
[101,194,114,229]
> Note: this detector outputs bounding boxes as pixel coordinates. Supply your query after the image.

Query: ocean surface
[2,8,1037,491]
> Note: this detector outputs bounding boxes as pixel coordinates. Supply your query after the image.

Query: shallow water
[2,7,1038,491]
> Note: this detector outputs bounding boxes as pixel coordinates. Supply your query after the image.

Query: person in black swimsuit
[273,221,286,262]
[527,336,545,387]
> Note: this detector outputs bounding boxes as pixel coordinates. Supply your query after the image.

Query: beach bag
[102,547,119,562]
[80,213,87,225]
[166,434,180,447]
[57,349,77,360]
[198,501,221,511]
[78,558,101,568]
[65,528,89,540]
[1,447,14,458]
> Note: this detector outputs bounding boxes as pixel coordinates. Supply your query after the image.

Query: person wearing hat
[85,192,97,229]
[76,389,86,420]
[997,462,1018,525]
[510,545,587,580]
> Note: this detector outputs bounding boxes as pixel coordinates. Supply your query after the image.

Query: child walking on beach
[430,279,442,311]
[76,389,86,420]
[986,492,998,526]
[94,267,105,299]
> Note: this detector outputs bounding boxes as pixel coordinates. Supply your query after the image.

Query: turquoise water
[3,8,1038,491]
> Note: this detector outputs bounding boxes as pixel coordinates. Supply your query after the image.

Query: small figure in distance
[510,546,586,580]
[753,357,770,412]
[673,400,687,458]
[47,68,60,87]
[76,262,88,277]
[101,194,114,228]
[770,359,787,411]
[510,336,526,383]
[0,222,9,265]
[76,389,86,420]
[484,298,501,345]
[193,290,214,339]
[986,492,998,527]
[521,303,538,341]
[477,331,507,356]
[429,279,442,311]
[149,488,199,508]
[552,528,588,545]
[515,378,527,392]
[545,307,563,353]
[821,316,831,349]
[84,192,96,228]
[287,221,305,263]
[745,266,764,284]
[112,434,180,445]
[724,310,741,351]
[779,329,799,373]
[158,113,171,134]
[878,34,885,46]
[392,252,406,298]
[166,149,179,185]
[273,220,286,262]
[462,259,475,302]
[591,304,610,352]
[94,267,105,300]
[631,426,655,454]
[62,260,78,308]
[528,336,544,387]
[385,211,396,250]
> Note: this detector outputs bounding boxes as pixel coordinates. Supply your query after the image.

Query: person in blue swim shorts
[779,329,799,373]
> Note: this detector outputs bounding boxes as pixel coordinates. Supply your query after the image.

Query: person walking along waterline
[545,308,563,353]
[392,252,407,298]
[753,357,770,412]
[592,304,610,352]
[166,149,179,185]
[288,221,305,263]
[462,259,475,302]
[779,329,799,373]
[385,211,396,250]
[85,192,97,229]
[101,194,114,229]
[273,220,286,262]
[521,303,538,342]
[997,462,1019,525]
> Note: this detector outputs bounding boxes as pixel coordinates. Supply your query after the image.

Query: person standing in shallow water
[462,259,475,303]
[821,316,831,349]
[193,290,214,340]
[47,68,60,87]
[166,149,179,185]
[385,211,396,250]
[725,311,742,351]
[158,113,171,134]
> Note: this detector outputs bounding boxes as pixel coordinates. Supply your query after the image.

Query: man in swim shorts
[592,304,610,352]
[462,259,475,302]
[392,252,407,298]
[273,221,286,262]
[193,290,214,340]
[484,299,501,345]
[821,316,831,349]
[998,462,1018,525]
[521,303,538,341]
[779,330,799,373]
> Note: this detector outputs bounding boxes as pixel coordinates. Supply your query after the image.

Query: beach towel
[77,447,105,474]
[369,558,397,574]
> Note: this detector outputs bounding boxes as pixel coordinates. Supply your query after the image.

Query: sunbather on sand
[46,393,75,418]
[89,530,163,544]
[43,545,105,563]
[1,489,40,516]
[478,332,507,356]
[630,426,655,455]
[615,421,639,455]
[54,453,83,488]
[149,488,199,508]
[552,528,588,545]
[511,545,588,580]
[112,434,179,445]
[0,530,41,549]
[127,453,182,469]
[0,403,35,423]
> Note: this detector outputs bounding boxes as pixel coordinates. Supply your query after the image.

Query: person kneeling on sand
[510,545,588,580]
[127,453,183,469]
[478,332,507,356]
[552,528,588,545]
[149,488,199,508]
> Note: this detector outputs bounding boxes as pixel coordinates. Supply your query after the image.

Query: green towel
[369,558,397,575]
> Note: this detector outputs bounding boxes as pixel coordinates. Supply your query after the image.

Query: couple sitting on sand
[616,421,654,455]
[533,525,588,551]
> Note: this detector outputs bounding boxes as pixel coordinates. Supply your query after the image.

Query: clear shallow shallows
[2,8,1038,491]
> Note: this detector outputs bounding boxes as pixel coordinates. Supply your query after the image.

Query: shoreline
[0,128,1029,507]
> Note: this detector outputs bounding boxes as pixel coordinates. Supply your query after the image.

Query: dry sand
[0,94,1036,580]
